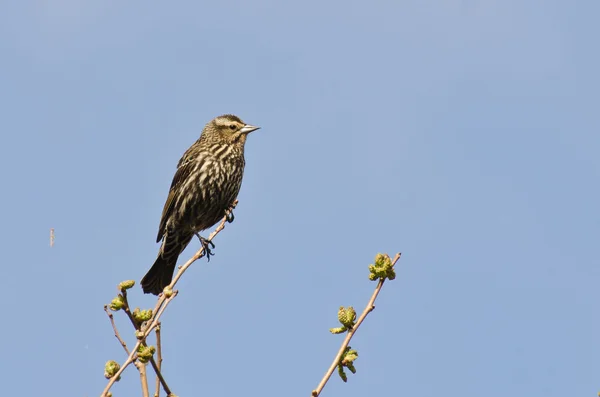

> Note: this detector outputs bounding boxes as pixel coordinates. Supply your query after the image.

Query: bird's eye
[229,124,236,130]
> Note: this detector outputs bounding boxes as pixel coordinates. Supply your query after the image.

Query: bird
[141,114,260,295]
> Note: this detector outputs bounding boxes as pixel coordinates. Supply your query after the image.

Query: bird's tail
[141,254,176,295]
[141,233,192,295]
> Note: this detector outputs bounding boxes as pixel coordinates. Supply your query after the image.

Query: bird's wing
[156,156,196,242]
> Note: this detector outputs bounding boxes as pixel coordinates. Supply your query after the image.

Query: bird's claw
[195,233,215,261]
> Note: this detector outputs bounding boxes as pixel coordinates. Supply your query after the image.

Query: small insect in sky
[50,228,55,247]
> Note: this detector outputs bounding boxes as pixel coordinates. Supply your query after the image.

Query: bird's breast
[180,150,245,232]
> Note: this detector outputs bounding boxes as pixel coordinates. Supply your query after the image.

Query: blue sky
[0,1,598,396]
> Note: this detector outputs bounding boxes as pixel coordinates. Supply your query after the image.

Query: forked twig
[119,290,172,396]
[101,202,237,397]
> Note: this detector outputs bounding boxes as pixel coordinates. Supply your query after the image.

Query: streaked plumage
[141,114,259,295]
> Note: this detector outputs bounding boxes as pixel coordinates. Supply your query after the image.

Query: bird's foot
[195,233,215,261]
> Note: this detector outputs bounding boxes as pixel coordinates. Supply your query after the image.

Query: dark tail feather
[141,254,177,295]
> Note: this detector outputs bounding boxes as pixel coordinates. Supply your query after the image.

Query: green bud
[374,253,389,266]
[368,253,396,281]
[135,330,145,339]
[137,345,156,363]
[106,393,112,397]
[133,309,153,322]
[118,280,135,291]
[337,306,356,328]
[104,360,120,379]
[163,287,174,297]
[329,326,347,334]
[109,295,125,311]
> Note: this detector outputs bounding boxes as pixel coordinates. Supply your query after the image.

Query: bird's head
[203,114,260,145]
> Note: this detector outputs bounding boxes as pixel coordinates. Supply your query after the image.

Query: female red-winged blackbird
[141,114,259,295]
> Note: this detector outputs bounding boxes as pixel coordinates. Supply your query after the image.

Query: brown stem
[155,323,163,397]
[100,291,178,397]
[311,253,402,397]
[104,305,130,355]
[139,362,150,397]
[100,202,236,397]
[121,291,172,396]
[149,356,170,396]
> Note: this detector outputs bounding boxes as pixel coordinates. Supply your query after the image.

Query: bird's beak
[240,124,260,134]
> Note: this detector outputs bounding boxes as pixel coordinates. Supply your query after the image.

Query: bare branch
[155,323,163,397]
[139,362,150,397]
[101,291,177,397]
[120,290,172,396]
[311,253,402,397]
[101,202,236,397]
[149,353,170,396]
[104,305,130,355]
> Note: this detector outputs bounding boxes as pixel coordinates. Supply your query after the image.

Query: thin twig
[121,290,139,328]
[311,253,402,397]
[101,203,236,397]
[155,323,162,397]
[121,291,172,396]
[101,292,178,397]
[149,355,170,395]
[104,305,130,355]
[139,362,150,397]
